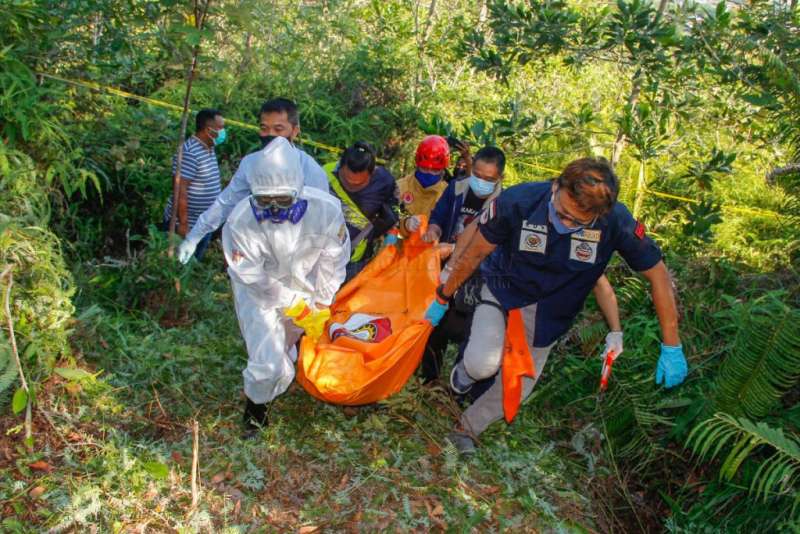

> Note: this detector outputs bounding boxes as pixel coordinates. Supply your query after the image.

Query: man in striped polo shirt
[177,98,330,263]
[164,108,226,260]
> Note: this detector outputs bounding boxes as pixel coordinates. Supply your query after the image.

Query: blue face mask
[415,169,442,188]
[212,128,227,146]
[250,197,308,224]
[469,175,496,197]
[548,200,583,235]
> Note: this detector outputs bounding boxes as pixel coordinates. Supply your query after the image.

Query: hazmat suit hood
[249,136,304,198]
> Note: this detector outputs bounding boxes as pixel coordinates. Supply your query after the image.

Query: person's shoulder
[498,181,550,208]
[372,166,396,184]
[396,174,410,187]
[297,148,323,168]
[182,137,205,156]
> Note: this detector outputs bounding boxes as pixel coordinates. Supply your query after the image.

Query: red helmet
[415,135,450,171]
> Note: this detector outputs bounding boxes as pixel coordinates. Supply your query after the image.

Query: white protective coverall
[222,138,350,404]
[186,144,329,244]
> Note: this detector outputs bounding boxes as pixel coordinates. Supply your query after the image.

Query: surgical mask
[548,200,583,234]
[250,196,308,224]
[259,134,278,148]
[469,175,496,197]
[212,128,227,146]
[414,169,441,188]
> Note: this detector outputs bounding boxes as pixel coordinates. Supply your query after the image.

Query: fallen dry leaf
[28,486,46,499]
[28,460,53,473]
[211,472,225,484]
[170,451,183,463]
[298,526,319,534]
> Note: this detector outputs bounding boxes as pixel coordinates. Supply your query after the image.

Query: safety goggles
[252,194,296,210]
[553,188,597,228]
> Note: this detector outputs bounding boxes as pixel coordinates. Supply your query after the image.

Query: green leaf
[143,461,169,480]
[54,367,97,382]
[12,387,27,414]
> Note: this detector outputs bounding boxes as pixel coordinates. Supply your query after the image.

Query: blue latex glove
[424,299,449,326]
[382,233,398,247]
[655,344,688,388]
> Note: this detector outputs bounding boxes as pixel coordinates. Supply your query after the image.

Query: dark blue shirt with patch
[478,181,662,346]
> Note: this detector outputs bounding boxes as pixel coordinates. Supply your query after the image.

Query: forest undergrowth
[2,1,800,532]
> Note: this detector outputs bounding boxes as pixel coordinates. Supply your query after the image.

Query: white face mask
[469,175,496,197]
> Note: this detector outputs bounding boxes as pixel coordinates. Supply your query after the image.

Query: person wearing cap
[323,141,399,280]
[423,157,687,454]
[222,137,350,434]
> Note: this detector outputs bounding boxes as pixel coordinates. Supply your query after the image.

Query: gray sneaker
[446,431,477,455]
[449,363,474,395]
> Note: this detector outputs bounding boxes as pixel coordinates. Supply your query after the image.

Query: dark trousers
[420,308,472,382]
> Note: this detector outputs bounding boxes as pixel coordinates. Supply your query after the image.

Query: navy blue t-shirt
[478,181,662,346]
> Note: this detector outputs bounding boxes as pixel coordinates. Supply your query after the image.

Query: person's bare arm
[593,275,621,331]
[641,261,680,346]
[440,219,478,280]
[441,228,496,298]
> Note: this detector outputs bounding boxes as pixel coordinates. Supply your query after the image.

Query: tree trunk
[610,0,670,168]
[167,0,212,257]
[766,162,800,184]
[633,159,648,219]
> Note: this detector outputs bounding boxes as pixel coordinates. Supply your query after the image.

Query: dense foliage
[1,0,799,531]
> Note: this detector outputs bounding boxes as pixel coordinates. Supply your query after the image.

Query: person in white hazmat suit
[222,137,350,432]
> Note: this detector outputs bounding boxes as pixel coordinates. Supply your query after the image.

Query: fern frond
[0,330,17,396]
[713,294,800,418]
[688,413,800,507]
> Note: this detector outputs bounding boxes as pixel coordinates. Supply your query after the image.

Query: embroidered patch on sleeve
[634,221,646,240]
[231,249,245,264]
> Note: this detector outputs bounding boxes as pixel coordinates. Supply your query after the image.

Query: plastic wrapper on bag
[297,218,439,405]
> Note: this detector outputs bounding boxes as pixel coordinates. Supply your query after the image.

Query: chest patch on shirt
[576,228,601,242]
[569,237,598,263]
[519,229,547,254]
[522,221,547,233]
[401,192,414,205]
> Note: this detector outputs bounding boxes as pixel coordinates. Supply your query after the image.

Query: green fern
[713,294,800,418]
[0,330,16,397]
[688,413,800,512]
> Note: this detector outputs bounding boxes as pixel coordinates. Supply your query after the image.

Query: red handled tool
[599,350,616,393]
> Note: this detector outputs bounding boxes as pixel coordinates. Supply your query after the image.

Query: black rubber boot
[242,398,268,438]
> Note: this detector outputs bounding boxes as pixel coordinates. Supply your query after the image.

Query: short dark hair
[473,146,506,175]
[259,98,299,126]
[196,108,221,133]
[556,157,619,216]
[340,141,376,174]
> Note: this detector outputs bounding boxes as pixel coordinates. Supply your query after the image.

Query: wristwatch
[435,284,451,304]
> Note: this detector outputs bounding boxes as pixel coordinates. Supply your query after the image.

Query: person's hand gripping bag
[296,216,440,405]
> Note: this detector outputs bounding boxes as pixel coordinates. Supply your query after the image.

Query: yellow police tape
[515,157,781,219]
[36,72,783,219]
[37,72,344,156]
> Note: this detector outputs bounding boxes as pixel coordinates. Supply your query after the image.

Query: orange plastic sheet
[297,220,439,405]
[501,308,537,423]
